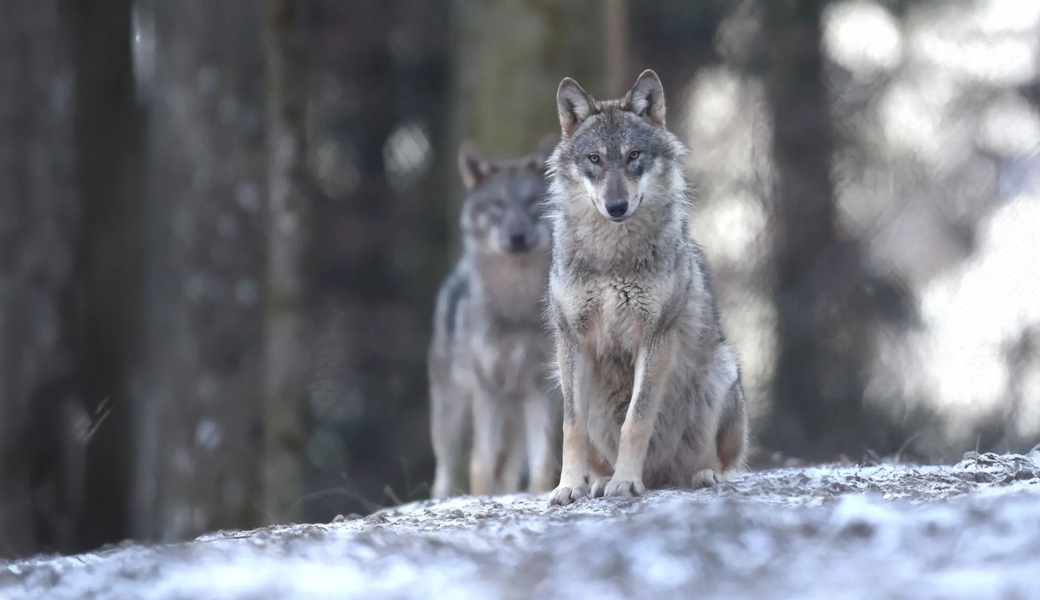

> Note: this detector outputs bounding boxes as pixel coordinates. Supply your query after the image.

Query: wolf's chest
[470,327,549,393]
[570,278,660,353]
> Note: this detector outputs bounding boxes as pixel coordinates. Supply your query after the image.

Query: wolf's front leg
[523,394,557,494]
[597,331,676,498]
[430,384,469,499]
[548,336,592,506]
[470,392,504,496]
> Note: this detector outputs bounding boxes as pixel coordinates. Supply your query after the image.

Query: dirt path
[3,450,1039,599]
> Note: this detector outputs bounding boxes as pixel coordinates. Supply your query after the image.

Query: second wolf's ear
[557,78,596,137]
[458,141,493,190]
[625,69,666,126]
[525,133,559,172]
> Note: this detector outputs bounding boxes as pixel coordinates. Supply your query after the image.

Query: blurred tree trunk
[604,0,629,97]
[262,0,310,525]
[0,1,85,558]
[70,0,146,552]
[762,0,879,458]
[132,0,267,542]
[627,1,728,111]
[298,0,453,519]
[765,2,836,278]
[451,0,605,159]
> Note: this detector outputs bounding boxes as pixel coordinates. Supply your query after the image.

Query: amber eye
[588,153,600,164]
[628,150,641,160]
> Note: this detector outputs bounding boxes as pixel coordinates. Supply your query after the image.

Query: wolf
[428,138,561,499]
[544,70,749,506]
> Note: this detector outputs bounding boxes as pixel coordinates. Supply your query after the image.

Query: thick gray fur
[546,70,748,506]
[429,138,561,499]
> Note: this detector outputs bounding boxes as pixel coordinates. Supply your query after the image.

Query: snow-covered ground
[3,450,1040,600]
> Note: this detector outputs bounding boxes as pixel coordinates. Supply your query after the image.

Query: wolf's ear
[625,69,666,126]
[525,133,559,172]
[458,140,493,190]
[557,78,596,137]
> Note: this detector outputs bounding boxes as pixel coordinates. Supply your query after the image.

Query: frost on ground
[3,451,1040,600]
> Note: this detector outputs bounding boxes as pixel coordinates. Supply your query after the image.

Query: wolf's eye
[628,150,641,160]
[588,154,600,164]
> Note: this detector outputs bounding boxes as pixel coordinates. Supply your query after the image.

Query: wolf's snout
[603,170,630,220]
[605,199,628,219]
[507,230,530,253]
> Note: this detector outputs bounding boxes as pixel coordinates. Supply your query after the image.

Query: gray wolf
[429,138,561,498]
[544,70,748,506]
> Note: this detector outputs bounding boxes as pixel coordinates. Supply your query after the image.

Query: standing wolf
[545,70,748,506]
[429,138,560,499]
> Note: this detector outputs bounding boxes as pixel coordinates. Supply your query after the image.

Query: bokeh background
[1,0,1038,558]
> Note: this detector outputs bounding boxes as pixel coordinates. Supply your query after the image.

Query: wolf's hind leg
[588,449,614,497]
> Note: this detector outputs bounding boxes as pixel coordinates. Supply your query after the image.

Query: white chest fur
[554,274,669,358]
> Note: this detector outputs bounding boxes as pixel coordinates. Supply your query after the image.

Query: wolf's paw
[601,478,645,498]
[430,478,452,500]
[548,484,589,507]
[590,476,613,498]
[693,468,723,490]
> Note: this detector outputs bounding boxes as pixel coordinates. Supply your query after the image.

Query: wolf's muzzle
[605,199,628,220]
[507,231,531,253]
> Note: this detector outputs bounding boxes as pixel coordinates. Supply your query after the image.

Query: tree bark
[132,0,267,542]
[70,0,146,552]
[604,0,629,97]
[262,0,311,526]
[298,0,454,519]
[0,0,84,558]
[451,0,605,158]
[763,0,876,457]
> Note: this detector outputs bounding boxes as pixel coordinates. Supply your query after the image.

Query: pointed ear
[557,78,596,137]
[458,140,493,190]
[625,69,666,126]
[525,133,559,172]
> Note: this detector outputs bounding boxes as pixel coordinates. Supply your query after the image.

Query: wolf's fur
[429,138,561,499]
[545,70,748,506]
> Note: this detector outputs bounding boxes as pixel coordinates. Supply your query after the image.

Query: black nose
[508,231,528,253]
[605,199,628,219]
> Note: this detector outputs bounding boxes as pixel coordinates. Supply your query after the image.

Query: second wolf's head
[548,70,687,225]
[458,138,556,256]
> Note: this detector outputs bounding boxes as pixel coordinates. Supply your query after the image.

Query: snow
[2,451,1040,600]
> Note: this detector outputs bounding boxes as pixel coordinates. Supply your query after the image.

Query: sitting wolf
[428,138,560,499]
[545,70,749,506]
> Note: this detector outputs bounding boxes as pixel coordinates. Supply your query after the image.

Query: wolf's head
[458,137,556,256]
[549,70,686,225]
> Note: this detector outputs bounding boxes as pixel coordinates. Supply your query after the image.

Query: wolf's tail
[716,379,749,472]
